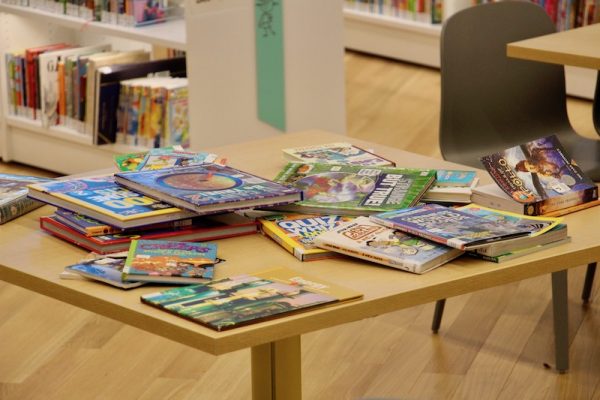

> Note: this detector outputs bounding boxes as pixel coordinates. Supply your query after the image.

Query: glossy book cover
[0,173,52,205]
[282,142,395,166]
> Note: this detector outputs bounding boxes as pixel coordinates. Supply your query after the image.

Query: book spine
[0,198,44,224]
[260,225,297,258]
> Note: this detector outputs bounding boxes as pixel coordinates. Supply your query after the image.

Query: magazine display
[369,204,533,251]
[480,135,598,215]
[314,216,463,274]
[270,163,436,215]
[259,214,354,261]
[282,142,396,166]
[114,164,303,216]
[140,266,363,331]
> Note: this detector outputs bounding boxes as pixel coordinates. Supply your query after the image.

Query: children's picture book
[123,239,217,284]
[114,164,303,216]
[269,163,436,215]
[0,173,53,224]
[258,214,354,261]
[369,204,534,251]
[27,174,197,229]
[457,204,567,257]
[62,253,146,289]
[314,216,464,274]
[40,213,258,254]
[480,135,598,215]
[282,142,396,167]
[468,237,572,263]
[54,208,123,236]
[140,266,363,331]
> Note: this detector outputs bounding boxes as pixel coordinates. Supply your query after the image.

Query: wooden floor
[1,51,599,400]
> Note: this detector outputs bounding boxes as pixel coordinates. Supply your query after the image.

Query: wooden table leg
[251,335,302,400]
[551,270,569,374]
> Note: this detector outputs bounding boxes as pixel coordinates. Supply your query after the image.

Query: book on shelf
[122,239,217,284]
[422,169,479,204]
[268,163,436,215]
[471,183,600,217]
[314,216,464,274]
[0,173,53,224]
[282,142,396,167]
[114,164,303,216]
[40,212,258,254]
[457,204,566,257]
[94,56,186,145]
[140,266,363,332]
[468,237,572,263]
[479,135,598,216]
[28,174,198,229]
[369,204,534,251]
[61,253,146,289]
[258,214,354,261]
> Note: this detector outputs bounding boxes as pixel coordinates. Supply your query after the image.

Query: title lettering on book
[493,157,534,198]
[277,216,342,243]
[342,224,381,241]
[139,242,212,254]
[405,210,468,229]
[88,188,158,209]
[361,174,412,206]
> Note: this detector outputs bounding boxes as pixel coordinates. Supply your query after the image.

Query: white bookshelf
[342,7,595,99]
[0,1,346,174]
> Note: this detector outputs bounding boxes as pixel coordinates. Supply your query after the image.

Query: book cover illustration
[480,135,597,207]
[282,142,396,167]
[64,254,145,289]
[28,174,196,227]
[314,216,464,274]
[370,204,533,250]
[114,164,303,215]
[136,151,223,171]
[140,266,362,331]
[1,173,53,224]
[259,214,354,261]
[123,239,217,283]
[434,169,477,187]
[272,163,436,214]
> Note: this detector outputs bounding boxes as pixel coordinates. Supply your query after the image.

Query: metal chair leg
[581,262,597,304]
[431,299,446,334]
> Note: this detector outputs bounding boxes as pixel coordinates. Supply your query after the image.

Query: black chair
[433,1,597,335]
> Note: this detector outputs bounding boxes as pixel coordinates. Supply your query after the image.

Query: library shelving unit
[342,5,596,100]
[0,1,346,174]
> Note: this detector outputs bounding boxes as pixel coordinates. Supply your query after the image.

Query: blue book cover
[114,164,303,215]
[64,256,145,289]
[435,169,477,187]
[370,204,533,250]
[123,239,217,284]
[27,174,196,229]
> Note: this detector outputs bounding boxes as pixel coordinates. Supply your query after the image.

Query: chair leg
[431,299,446,334]
[581,262,597,304]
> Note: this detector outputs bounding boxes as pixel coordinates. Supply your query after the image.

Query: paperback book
[0,173,53,224]
[282,142,396,167]
[140,266,363,331]
[123,239,217,284]
[369,204,533,251]
[468,237,572,263]
[314,216,463,274]
[62,253,145,289]
[258,214,354,261]
[27,174,197,229]
[40,213,258,254]
[433,170,478,187]
[269,163,436,215]
[114,164,303,216]
[479,135,598,215]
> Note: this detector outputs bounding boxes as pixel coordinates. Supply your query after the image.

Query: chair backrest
[439,1,574,168]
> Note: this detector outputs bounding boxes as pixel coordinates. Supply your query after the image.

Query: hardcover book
[479,135,598,215]
[123,239,217,284]
[258,214,354,261]
[282,142,396,167]
[269,163,436,215]
[0,173,53,224]
[62,253,145,289]
[27,174,197,229]
[40,213,258,254]
[54,208,123,236]
[114,164,303,216]
[369,204,533,251]
[140,266,363,331]
[314,216,463,274]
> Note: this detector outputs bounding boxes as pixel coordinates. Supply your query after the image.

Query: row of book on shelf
[0,0,173,27]
[4,43,189,148]
[345,0,600,29]
[1,135,597,331]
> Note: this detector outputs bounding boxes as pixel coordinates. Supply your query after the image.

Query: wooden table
[507,23,600,133]
[2,130,600,399]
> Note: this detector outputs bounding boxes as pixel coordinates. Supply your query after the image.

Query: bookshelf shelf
[342,7,595,99]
